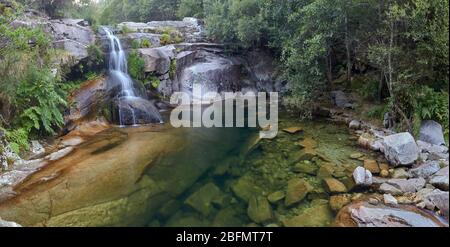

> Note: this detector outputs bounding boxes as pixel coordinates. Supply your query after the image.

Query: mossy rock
[285,178,312,207]
[231,176,263,203]
[247,196,273,224]
[184,182,223,216]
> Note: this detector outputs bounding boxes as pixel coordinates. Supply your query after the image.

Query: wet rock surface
[336,202,447,227]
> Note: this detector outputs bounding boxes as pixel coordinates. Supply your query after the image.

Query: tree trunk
[345,14,352,88]
[378,70,384,102]
[326,48,333,87]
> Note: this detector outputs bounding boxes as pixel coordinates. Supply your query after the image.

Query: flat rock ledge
[335,202,447,227]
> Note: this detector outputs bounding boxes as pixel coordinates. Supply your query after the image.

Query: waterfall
[102,27,163,126]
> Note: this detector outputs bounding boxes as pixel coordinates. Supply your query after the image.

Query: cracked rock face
[10,12,96,66]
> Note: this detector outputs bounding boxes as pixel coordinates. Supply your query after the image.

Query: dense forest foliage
[1,0,449,154]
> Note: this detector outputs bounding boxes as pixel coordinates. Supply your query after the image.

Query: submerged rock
[282,200,334,227]
[323,178,347,194]
[335,202,447,227]
[383,133,419,166]
[285,178,312,207]
[247,196,273,224]
[267,191,285,204]
[293,161,317,175]
[329,195,351,212]
[231,176,263,203]
[419,120,446,146]
[282,127,303,134]
[185,182,223,216]
[363,159,380,174]
[212,207,245,227]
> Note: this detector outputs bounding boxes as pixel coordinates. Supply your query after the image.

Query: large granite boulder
[383,133,419,166]
[419,120,446,146]
[178,51,242,99]
[49,19,96,60]
[10,12,96,66]
[335,202,447,227]
[138,45,176,75]
[112,97,163,125]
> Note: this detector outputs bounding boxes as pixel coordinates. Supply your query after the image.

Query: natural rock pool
[0,111,386,227]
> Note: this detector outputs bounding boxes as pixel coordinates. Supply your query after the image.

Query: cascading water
[102,27,163,126]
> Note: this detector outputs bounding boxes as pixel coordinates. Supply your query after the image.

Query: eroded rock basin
[0,120,254,226]
[0,113,446,227]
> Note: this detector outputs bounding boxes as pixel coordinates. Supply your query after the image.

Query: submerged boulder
[383,133,419,166]
[419,120,446,146]
[283,200,334,227]
[247,196,273,224]
[184,183,223,216]
[285,178,312,207]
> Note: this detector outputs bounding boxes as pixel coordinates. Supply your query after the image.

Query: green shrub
[5,128,29,154]
[149,76,161,89]
[141,39,152,48]
[160,34,171,46]
[121,25,132,34]
[87,44,104,67]
[366,104,388,120]
[169,60,177,79]
[127,51,146,81]
[131,40,141,49]
[413,86,449,138]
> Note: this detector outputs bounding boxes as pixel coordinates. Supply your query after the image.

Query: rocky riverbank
[320,90,449,226]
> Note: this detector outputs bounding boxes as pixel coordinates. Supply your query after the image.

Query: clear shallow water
[0,111,375,227]
[138,112,372,227]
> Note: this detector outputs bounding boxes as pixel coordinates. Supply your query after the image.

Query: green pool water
[137,112,374,227]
